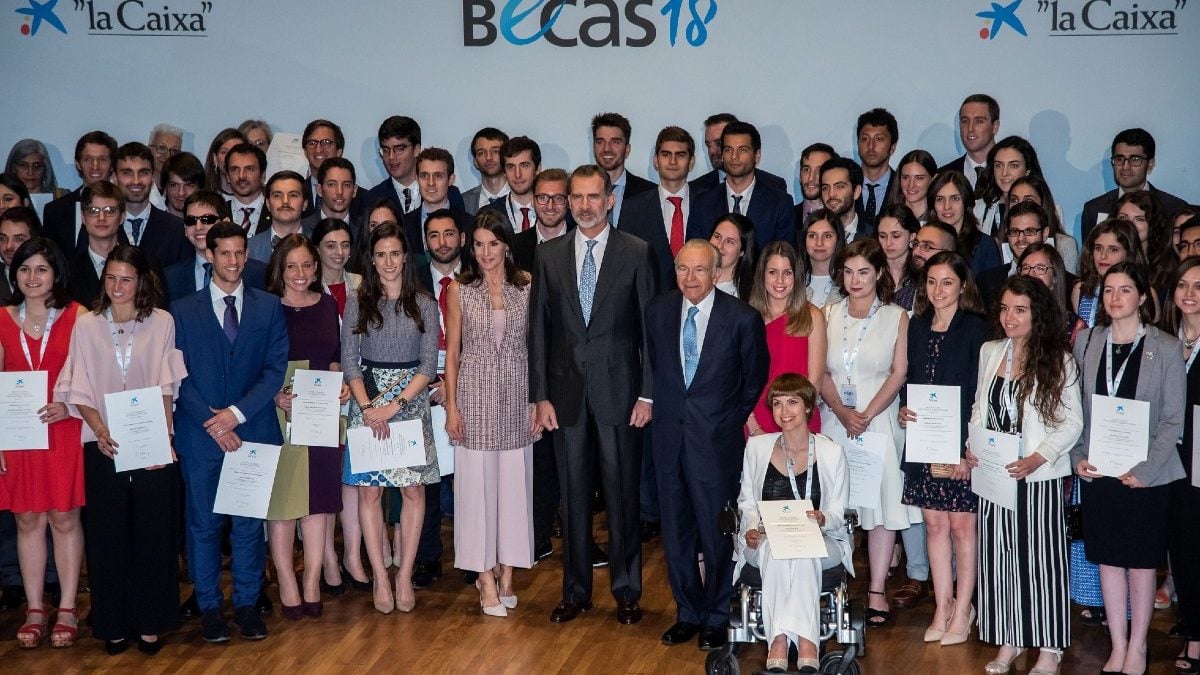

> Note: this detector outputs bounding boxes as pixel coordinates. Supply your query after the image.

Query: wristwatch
[396,397,409,408]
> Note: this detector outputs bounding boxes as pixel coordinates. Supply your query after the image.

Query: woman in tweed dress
[444,211,540,617]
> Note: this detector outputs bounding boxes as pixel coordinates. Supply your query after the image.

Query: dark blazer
[690,168,788,195]
[136,207,190,268]
[400,206,474,255]
[687,182,796,249]
[359,178,465,218]
[511,227,538,274]
[41,187,84,254]
[528,228,657,427]
[856,169,896,230]
[938,155,968,177]
[171,286,289,458]
[1080,185,1189,243]
[300,211,365,250]
[163,256,268,302]
[66,248,103,309]
[620,189,707,292]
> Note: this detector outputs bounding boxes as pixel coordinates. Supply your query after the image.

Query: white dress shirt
[229,193,266,231]
[963,155,987,190]
[726,179,756,214]
[842,213,860,242]
[209,280,247,423]
[391,178,420,213]
[88,247,107,277]
[679,288,716,373]
[123,203,151,245]
[574,225,611,281]
[506,194,537,233]
[193,252,210,290]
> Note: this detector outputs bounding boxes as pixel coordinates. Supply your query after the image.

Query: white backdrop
[2,0,1198,235]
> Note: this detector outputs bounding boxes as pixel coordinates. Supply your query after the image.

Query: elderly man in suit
[529,164,657,626]
[645,239,768,651]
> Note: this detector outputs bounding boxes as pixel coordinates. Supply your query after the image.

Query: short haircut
[317,156,356,184]
[303,119,345,150]
[266,170,306,194]
[721,121,761,152]
[0,206,42,235]
[501,136,541,167]
[423,207,460,236]
[74,130,117,162]
[703,113,739,128]
[766,372,817,413]
[224,142,267,174]
[961,94,1000,122]
[184,189,232,219]
[591,112,632,142]
[569,164,612,195]
[114,142,154,167]
[149,123,184,142]
[81,180,125,211]
[161,151,205,190]
[1007,200,1049,231]
[416,147,455,176]
[377,115,421,146]
[800,142,838,163]
[471,127,509,151]
[820,156,863,188]
[856,108,899,144]
[654,126,695,155]
[533,168,569,191]
[237,119,272,143]
[1112,128,1156,160]
[205,219,248,251]
[920,221,960,249]
[1182,215,1200,237]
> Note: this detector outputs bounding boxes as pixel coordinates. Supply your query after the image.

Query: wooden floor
[0,524,1183,674]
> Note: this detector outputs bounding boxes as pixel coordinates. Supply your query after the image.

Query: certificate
[0,371,48,450]
[827,427,886,511]
[213,443,282,519]
[429,405,454,477]
[104,386,171,472]
[262,132,309,175]
[347,419,426,474]
[904,384,962,464]
[1087,395,1149,477]
[969,423,1019,511]
[289,369,341,448]
[758,499,828,559]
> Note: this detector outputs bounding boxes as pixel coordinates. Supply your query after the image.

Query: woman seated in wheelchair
[736,373,853,673]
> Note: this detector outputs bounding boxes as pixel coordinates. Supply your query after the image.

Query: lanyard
[105,309,137,387]
[1105,324,1145,396]
[781,435,816,500]
[1001,338,1019,423]
[17,303,58,369]
[841,298,880,382]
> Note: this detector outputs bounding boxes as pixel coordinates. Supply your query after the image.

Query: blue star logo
[15,0,68,36]
[976,0,1027,39]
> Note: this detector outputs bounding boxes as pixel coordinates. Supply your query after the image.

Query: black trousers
[555,396,641,604]
[532,434,560,548]
[1169,479,1200,639]
[83,442,181,640]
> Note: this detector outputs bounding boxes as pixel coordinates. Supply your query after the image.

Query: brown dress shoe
[892,579,928,609]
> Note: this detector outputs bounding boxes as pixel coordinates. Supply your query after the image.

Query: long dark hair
[1004,174,1065,237]
[1078,218,1146,297]
[0,174,32,206]
[8,238,71,309]
[1016,243,1071,319]
[887,149,937,219]
[748,240,813,337]
[457,210,529,288]
[995,275,1073,425]
[1095,261,1155,327]
[912,251,984,318]
[801,208,845,284]
[266,233,323,296]
[204,128,245,192]
[353,222,427,335]
[833,238,895,304]
[96,245,163,320]
[929,171,985,262]
[710,213,756,298]
[1116,189,1176,291]
[977,136,1044,206]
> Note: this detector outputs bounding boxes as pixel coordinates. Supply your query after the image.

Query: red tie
[437,276,451,350]
[520,207,531,232]
[667,196,684,256]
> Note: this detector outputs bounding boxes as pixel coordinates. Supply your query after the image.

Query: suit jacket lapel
[557,238,585,328]
[665,296,685,388]
[590,230,623,311]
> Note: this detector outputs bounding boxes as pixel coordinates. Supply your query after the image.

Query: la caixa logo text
[464,0,718,47]
[16,0,214,37]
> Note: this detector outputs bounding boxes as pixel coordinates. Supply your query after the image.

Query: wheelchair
[704,505,866,675]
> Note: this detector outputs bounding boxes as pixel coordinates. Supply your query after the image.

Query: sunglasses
[184,214,221,226]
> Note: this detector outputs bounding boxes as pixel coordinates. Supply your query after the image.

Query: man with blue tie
[172,220,288,643]
[855,108,899,235]
[646,239,768,651]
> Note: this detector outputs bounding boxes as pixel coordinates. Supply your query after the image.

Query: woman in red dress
[0,238,85,648]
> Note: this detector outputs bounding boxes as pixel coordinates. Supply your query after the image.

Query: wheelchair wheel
[704,645,740,675]
[819,650,861,675]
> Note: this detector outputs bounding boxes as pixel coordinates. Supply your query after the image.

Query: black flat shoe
[137,637,163,655]
[698,626,727,651]
[320,576,346,597]
[105,638,130,655]
[549,600,592,623]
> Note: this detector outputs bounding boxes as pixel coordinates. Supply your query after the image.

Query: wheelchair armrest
[843,509,858,532]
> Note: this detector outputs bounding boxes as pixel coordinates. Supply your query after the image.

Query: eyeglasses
[1007,226,1046,239]
[14,160,44,172]
[912,240,948,253]
[534,194,567,206]
[1020,264,1053,275]
[304,138,336,149]
[378,144,412,157]
[184,214,221,226]
[1177,239,1200,254]
[149,144,182,157]
[1110,154,1148,167]
[83,206,121,217]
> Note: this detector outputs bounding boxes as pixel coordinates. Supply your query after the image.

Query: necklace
[1182,327,1199,350]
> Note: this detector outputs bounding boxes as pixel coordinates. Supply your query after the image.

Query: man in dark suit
[1081,128,1189,242]
[225,143,272,236]
[400,148,473,255]
[479,136,542,234]
[690,113,788,194]
[358,116,465,221]
[529,165,656,626]
[247,171,314,264]
[687,121,796,248]
[299,157,363,245]
[977,202,1079,309]
[622,126,701,291]
[795,143,838,232]
[42,130,118,253]
[821,157,871,241]
[300,119,347,218]
[646,239,768,650]
[164,190,266,301]
[461,127,510,216]
[172,220,287,643]
[66,181,125,307]
[937,94,1000,192]
[511,169,571,274]
[590,112,656,228]
[113,142,190,268]
[0,207,40,304]
[856,108,900,236]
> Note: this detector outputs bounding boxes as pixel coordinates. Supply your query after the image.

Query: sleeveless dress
[751,314,820,435]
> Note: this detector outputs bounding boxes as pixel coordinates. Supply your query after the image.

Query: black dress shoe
[549,600,593,623]
[180,592,202,620]
[255,589,273,615]
[201,610,231,643]
[137,636,164,655]
[410,562,442,590]
[639,520,661,543]
[105,638,131,655]
[698,626,727,651]
[591,543,608,568]
[0,585,26,611]
[533,541,553,564]
[233,605,268,640]
[616,601,642,625]
[661,621,702,645]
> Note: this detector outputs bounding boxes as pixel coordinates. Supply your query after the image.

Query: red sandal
[50,607,78,648]
[17,608,48,648]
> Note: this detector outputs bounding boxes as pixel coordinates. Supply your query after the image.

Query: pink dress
[751,315,821,434]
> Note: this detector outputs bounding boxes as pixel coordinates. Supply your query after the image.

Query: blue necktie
[683,306,699,387]
[222,295,239,343]
[732,195,743,215]
[579,239,598,325]
[129,217,144,244]
[202,262,212,288]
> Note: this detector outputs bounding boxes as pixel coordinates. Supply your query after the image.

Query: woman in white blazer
[736,374,852,674]
[968,276,1082,675]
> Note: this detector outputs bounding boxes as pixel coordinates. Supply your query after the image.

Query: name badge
[840,383,858,408]
[437,349,447,374]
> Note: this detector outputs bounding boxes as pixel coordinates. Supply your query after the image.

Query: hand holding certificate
[347,419,426,474]
[827,427,886,511]
[104,386,172,472]
[289,369,341,447]
[1087,395,1149,477]
[213,443,282,519]
[969,423,1019,510]
[0,371,48,450]
[757,499,828,559]
[905,384,962,464]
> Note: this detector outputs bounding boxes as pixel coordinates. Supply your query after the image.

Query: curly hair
[995,275,1074,426]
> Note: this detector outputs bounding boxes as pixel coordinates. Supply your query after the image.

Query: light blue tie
[683,306,699,387]
[580,239,598,324]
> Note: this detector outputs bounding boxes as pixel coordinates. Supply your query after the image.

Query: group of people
[0,94,1196,675]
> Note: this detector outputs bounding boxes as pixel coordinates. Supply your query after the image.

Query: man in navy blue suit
[646,239,767,651]
[688,121,796,249]
[172,220,287,643]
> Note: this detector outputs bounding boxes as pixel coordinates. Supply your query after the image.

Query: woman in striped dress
[967,276,1083,675]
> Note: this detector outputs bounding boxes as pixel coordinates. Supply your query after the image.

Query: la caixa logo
[16,0,215,37]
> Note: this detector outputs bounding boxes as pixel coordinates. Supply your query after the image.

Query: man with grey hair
[148,123,184,210]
